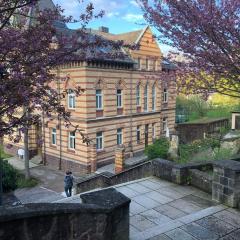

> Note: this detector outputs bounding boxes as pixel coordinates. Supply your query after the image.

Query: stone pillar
[81,188,131,240]
[232,113,236,130]
[212,160,240,208]
[90,144,97,173]
[115,147,125,174]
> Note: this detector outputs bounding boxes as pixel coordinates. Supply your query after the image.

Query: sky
[52,0,172,54]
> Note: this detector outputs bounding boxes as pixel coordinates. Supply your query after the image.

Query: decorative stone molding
[64,75,76,90]
[95,77,107,90]
[115,78,127,90]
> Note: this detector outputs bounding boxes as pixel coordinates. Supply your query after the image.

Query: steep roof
[91,27,148,45]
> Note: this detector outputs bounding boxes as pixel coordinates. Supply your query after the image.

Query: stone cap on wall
[213,160,240,172]
[0,203,108,223]
[81,188,131,210]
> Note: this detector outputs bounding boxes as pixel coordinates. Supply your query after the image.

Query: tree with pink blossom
[138,0,240,98]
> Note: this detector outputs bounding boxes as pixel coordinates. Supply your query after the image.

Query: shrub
[2,160,18,192]
[144,137,170,160]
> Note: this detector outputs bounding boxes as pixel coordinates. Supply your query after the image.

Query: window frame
[152,123,156,139]
[136,84,141,106]
[144,85,148,112]
[163,118,168,132]
[96,89,103,110]
[152,85,156,111]
[68,131,76,150]
[96,132,103,151]
[137,57,141,70]
[163,88,168,103]
[146,58,149,70]
[51,128,57,145]
[116,89,122,108]
[68,89,76,109]
[136,126,141,143]
[117,128,123,145]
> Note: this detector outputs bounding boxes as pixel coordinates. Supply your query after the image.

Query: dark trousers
[65,186,72,197]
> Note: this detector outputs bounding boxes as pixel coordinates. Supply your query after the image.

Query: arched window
[144,85,148,112]
[136,84,140,106]
[152,85,156,111]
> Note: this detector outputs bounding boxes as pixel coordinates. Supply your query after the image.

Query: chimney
[99,26,109,33]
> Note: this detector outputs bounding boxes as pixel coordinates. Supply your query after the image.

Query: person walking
[64,170,73,197]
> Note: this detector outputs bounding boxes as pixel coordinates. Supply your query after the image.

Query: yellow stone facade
[4,27,176,174]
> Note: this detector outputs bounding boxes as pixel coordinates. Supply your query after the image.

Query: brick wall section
[212,160,240,208]
[115,147,125,174]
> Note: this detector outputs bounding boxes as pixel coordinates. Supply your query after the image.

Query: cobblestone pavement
[57,177,240,240]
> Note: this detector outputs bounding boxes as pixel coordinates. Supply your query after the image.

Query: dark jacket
[64,175,73,188]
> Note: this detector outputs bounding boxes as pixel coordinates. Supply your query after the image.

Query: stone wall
[189,169,212,194]
[0,188,130,240]
[212,160,240,208]
[75,161,152,194]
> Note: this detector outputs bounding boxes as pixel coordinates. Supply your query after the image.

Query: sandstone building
[4,1,176,174]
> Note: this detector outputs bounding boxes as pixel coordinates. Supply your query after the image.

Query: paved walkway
[57,177,240,240]
[5,156,68,203]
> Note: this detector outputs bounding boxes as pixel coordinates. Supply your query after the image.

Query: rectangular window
[96,132,103,150]
[144,85,148,112]
[69,131,76,150]
[136,85,140,106]
[152,85,156,111]
[117,89,122,108]
[137,58,141,69]
[68,90,76,109]
[153,60,156,71]
[163,118,168,132]
[163,88,168,103]
[96,89,103,110]
[152,123,156,139]
[146,58,149,70]
[137,126,141,143]
[117,128,123,145]
[51,128,57,145]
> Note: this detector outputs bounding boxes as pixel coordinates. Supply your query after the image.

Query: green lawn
[0,146,12,159]
[188,106,239,123]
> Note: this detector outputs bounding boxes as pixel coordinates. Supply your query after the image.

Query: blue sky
[53,0,171,54]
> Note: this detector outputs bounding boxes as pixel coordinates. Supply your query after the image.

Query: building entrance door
[145,124,149,147]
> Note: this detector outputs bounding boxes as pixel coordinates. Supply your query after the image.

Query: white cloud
[130,0,139,7]
[122,13,143,23]
[106,12,120,18]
